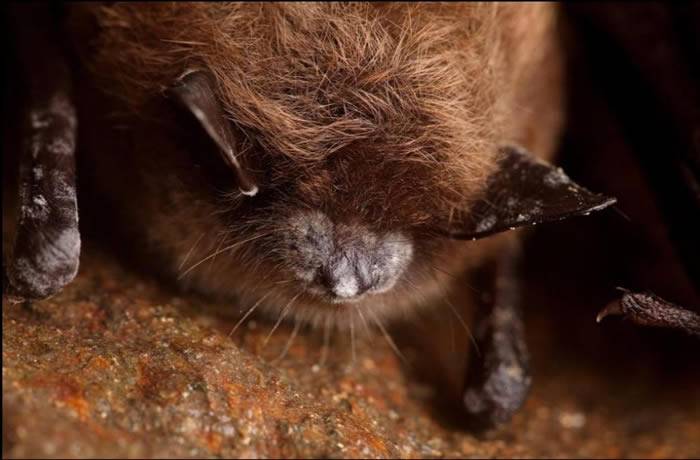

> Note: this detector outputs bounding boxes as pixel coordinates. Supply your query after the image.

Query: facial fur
[67,3,563,329]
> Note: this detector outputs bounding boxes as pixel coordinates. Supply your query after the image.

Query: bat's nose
[287,211,413,302]
[317,256,366,299]
[316,250,378,300]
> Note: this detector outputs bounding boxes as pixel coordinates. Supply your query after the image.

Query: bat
[7,2,692,432]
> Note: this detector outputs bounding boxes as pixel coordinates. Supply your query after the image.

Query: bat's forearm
[4,4,80,302]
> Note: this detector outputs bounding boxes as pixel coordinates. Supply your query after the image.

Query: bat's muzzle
[285,211,413,302]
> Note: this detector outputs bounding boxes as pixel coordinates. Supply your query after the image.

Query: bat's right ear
[166,70,258,197]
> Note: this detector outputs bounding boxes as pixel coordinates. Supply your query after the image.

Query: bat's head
[69,3,612,329]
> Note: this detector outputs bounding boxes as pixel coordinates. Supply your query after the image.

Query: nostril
[316,259,368,300]
[316,267,334,292]
[330,275,361,299]
[288,211,413,300]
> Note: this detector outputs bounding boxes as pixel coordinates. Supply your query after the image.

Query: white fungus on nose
[332,274,359,298]
[286,210,413,300]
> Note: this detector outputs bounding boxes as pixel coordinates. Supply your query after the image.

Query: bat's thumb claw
[596,300,623,323]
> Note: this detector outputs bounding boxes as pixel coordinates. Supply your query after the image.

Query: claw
[597,290,700,337]
[596,300,623,323]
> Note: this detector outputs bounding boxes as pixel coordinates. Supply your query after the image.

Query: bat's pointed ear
[166,70,258,196]
[443,145,617,240]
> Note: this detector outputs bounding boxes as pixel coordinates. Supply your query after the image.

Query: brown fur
[66,2,563,329]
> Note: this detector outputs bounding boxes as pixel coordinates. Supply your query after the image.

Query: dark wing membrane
[444,145,616,240]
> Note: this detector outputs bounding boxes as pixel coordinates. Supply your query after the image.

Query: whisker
[355,307,371,336]
[350,317,357,364]
[412,257,480,356]
[228,290,273,338]
[440,284,480,357]
[178,232,205,271]
[412,247,481,294]
[448,306,456,353]
[273,320,301,363]
[179,231,270,279]
[427,262,459,280]
[367,307,407,365]
[202,232,227,277]
[613,205,631,222]
[273,279,295,285]
[263,291,302,347]
[318,314,332,367]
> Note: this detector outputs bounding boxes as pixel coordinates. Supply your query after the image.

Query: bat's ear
[443,145,617,240]
[166,70,258,197]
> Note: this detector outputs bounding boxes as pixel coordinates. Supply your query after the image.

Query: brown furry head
[67,2,563,329]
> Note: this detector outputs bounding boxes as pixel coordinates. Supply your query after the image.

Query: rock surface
[3,231,700,458]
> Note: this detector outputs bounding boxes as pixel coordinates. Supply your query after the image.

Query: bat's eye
[167,70,258,197]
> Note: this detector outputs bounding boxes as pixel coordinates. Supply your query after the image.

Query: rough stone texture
[3,225,700,458]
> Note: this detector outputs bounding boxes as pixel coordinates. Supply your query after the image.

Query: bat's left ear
[443,145,617,240]
[166,70,258,197]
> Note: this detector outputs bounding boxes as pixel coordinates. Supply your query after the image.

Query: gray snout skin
[286,211,413,303]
